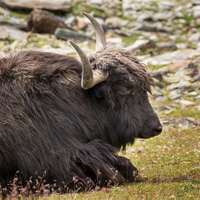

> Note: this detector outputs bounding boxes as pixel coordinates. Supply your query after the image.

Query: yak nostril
[154,126,162,135]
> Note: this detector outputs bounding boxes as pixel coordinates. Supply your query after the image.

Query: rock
[167,80,191,90]
[0,25,29,44]
[125,39,155,52]
[188,32,200,42]
[149,69,170,81]
[10,40,18,50]
[193,1,200,6]
[55,28,94,42]
[168,90,182,100]
[176,43,190,49]
[193,9,200,18]
[160,1,176,9]
[156,42,177,51]
[170,94,182,100]
[114,29,132,37]
[175,11,184,18]
[153,12,174,21]
[0,0,70,12]
[155,96,168,102]
[179,100,195,107]
[0,20,27,31]
[151,91,163,99]
[65,15,76,27]
[143,49,200,66]
[1,45,10,53]
[157,26,173,34]
[184,63,199,77]
[105,17,129,27]
[76,17,88,30]
[188,91,198,96]
[89,0,103,5]
[131,24,157,32]
[137,14,152,22]
[196,18,200,25]
[106,37,123,47]
[41,45,52,50]
[27,9,74,34]
[0,6,9,15]
[130,23,173,34]
[149,35,159,41]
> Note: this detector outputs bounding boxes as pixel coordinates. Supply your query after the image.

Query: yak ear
[69,41,108,90]
[83,12,106,52]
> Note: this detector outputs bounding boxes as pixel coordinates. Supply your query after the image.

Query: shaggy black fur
[0,48,162,195]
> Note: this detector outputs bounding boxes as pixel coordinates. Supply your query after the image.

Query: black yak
[0,12,162,194]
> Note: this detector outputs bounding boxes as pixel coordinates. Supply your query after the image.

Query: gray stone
[168,90,181,98]
[65,15,76,26]
[175,12,184,18]
[106,37,123,47]
[188,91,198,96]
[188,32,200,42]
[151,91,163,99]
[55,28,94,42]
[167,80,191,90]
[0,6,9,15]
[41,45,52,49]
[130,24,157,32]
[159,1,176,10]
[176,43,190,49]
[1,45,10,53]
[130,22,173,34]
[195,95,200,99]
[0,25,29,44]
[193,9,200,18]
[105,17,129,27]
[114,29,132,37]
[155,96,168,102]
[137,14,152,22]
[179,100,195,107]
[153,12,174,21]
[143,49,200,66]
[156,42,177,51]
[170,95,182,100]
[125,39,155,52]
[0,0,71,11]
[0,21,27,31]
[10,40,18,50]
[89,0,103,5]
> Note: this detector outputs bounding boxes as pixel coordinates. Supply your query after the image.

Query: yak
[0,12,162,194]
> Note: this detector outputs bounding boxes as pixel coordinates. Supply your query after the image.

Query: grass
[34,125,199,199]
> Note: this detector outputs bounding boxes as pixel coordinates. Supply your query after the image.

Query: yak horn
[70,41,108,90]
[83,12,106,52]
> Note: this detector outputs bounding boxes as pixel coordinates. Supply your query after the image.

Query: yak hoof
[137,174,145,182]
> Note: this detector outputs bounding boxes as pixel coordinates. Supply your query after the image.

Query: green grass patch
[165,108,200,120]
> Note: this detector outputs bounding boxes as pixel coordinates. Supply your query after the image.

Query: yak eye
[118,88,131,96]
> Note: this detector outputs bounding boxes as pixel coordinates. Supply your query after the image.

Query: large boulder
[0,0,70,12]
[27,9,74,34]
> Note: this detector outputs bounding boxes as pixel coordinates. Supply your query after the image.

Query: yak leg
[114,155,145,182]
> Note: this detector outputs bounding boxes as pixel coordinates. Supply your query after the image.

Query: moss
[121,34,144,45]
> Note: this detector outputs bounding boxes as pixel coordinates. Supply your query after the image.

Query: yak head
[70,13,162,148]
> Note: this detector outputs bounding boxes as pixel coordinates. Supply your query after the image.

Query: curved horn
[70,41,108,90]
[83,12,106,52]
